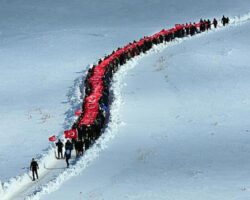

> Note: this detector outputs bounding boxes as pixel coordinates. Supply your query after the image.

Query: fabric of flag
[48,135,56,142]
[74,109,82,116]
[64,129,78,139]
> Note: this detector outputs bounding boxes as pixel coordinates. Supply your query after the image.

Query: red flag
[48,135,56,142]
[74,109,82,116]
[64,129,78,139]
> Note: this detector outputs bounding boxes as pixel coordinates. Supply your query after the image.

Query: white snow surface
[40,18,250,200]
[0,0,250,199]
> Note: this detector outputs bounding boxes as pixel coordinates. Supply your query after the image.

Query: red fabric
[175,24,184,30]
[113,49,124,57]
[48,135,56,142]
[92,86,103,94]
[75,109,82,116]
[79,110,99,125]
[84,103,99,112]
[89,76,103,82]
[77,21,203,127]
[64,129,78,139]
[137,39,145,46]
[162,30,170,35]
[195,22,201,28]
[85,93,102,103]
[93,66,106,75]
[169,28,177,33]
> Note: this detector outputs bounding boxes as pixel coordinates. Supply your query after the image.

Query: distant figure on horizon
[213,18,218,28]
[222,15,227,26]
[30,158,39,181]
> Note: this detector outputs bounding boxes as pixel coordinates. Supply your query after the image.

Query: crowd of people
[71,15,230,150]
[30,16,230,177]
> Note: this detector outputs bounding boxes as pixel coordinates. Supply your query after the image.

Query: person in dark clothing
[185,23,190,35]
[65,140,73,158]
[79,139,84,155]
[190,23,197,36]
[213,18,218,28]
[30,158,39,181]
[84,134,90,150]
[75,139,84,156]
[222,15,227,26]
[71,138,76,151]
[207,19,211,30]
[200,19,205,32]
[55,139,64,159]
[64,149,71,168]
[74,139,81,157]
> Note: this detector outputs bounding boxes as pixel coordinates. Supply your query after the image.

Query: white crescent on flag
[64,129,78,139]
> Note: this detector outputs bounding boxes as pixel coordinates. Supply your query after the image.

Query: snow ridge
[1,73,86,200]
[1,12,250,200]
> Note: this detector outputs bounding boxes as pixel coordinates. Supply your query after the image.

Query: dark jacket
[65,141,73,150]
[56,141,64,151]
[30,160,39,171]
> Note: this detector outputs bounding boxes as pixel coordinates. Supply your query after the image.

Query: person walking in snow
[64,149,71,168]
[55,139,64,159]
[30,158,39,181]
[222,15,227,26]
[75,139,84,157]
[213,18,218,28]
[84,134,91,150]
[65,140,73,154]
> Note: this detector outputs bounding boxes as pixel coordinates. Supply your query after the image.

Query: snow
[1,0,250,199]
[37,19,250,200]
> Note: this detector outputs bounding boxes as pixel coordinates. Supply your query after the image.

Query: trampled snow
[1,0,250,199]
[38,20,250,200]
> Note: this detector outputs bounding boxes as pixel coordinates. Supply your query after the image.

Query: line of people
[56,139,84,167]
[55,137,94,167]
[35,16,230,172]
[71,16,230,146]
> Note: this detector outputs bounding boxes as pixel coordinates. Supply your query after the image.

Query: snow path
[1,12,250,200]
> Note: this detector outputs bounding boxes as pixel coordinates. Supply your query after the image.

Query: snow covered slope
[1,0,250,199]
[39,19,250,200]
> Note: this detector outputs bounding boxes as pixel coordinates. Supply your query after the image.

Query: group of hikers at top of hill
[29,15,230,181]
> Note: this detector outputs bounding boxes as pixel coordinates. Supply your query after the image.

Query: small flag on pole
[64,129,78,139]
[48,135,56,142]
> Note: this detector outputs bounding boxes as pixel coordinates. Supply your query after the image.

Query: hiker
[64,149,71,168]
[200,19,205,32]
[65,140,73,153]
[55,139,64,159]
[84,134,90,150]
[30,158,39,181]
[213,18,218,28]
[79,139,84,155]
[75,139,84,157]
[207,19,211,30]
[222,15,227,26]
[74,139,80,156]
